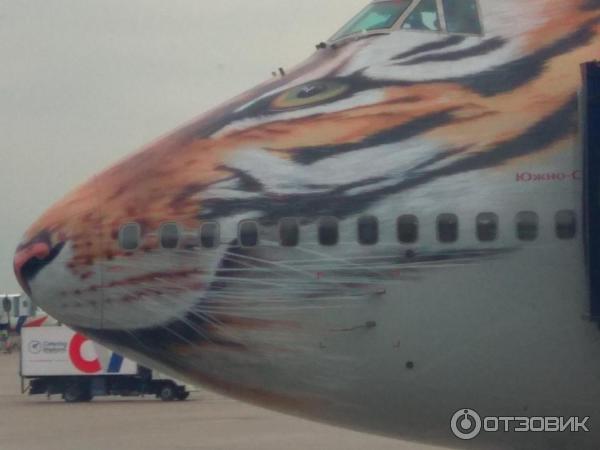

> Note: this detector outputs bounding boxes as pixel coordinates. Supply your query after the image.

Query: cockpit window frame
[329,0,414,43]
[400,0,443,33]
[394,0,484,36]
[435,0,448,33]
[328,0,483,45]
[396,0,444,34]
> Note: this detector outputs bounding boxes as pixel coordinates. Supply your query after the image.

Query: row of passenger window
[118,211,577,251]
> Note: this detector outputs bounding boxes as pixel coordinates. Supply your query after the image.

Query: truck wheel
[176,390,190,401]
[159,384,176,401]
[64,384,84,403]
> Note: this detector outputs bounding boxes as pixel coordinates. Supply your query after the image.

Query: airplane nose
[14,235,62,295]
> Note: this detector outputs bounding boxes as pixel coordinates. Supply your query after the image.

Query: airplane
[11,0,600,448]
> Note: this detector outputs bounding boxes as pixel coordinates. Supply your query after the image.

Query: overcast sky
[0,0,368,294]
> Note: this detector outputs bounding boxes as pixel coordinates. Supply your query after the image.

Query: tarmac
[0,351,445,450]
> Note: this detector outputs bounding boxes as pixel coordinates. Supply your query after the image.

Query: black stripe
[392,35,466,61]
[454,19,599,96]
[396,37,506,66]
[290,108,458,165]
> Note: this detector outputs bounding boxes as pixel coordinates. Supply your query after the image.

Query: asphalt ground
[0,351,445,450]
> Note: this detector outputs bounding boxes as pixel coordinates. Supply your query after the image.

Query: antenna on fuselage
[272,67,287,78]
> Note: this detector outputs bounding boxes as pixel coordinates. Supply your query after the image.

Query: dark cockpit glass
[443,0,482,35]
[330,0,412,41]
[402,0,440,31]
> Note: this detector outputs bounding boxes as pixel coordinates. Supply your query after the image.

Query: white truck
[20,327,190,402]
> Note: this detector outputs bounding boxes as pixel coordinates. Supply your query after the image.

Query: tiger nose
[13,235,60,295]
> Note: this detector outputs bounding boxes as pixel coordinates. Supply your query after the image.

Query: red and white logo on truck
[69,334,103,373]
[21,327,137,377]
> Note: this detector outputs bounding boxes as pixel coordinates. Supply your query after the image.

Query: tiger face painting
[13,1,600,448]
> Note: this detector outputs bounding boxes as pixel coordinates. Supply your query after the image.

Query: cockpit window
[442,0,482,35]
[402,0,440,32]
[331,0,412,41]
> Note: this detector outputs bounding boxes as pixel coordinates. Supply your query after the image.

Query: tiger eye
[271,80,349,110]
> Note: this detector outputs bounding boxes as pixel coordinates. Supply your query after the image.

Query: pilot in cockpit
[402,0,440,31]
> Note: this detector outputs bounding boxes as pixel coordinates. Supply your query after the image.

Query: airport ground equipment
[20,327,190,402]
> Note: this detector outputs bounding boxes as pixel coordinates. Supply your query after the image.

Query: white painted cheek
[28,245,103,329]
[213,137,446,198]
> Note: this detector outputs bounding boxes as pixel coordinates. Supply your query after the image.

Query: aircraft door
[581,61,600,321]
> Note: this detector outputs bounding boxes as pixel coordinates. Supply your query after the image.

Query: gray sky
[0,0,366,293]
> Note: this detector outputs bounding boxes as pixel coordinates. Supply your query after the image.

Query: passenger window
[556,210,577,240]
[239,221,259,247]
[159,223,180,249]
[438,214,459,243]
[442,0,482,35]
[280,218,300,247]
[200,222,220,249]
[118,223,141,251]
[319,217,339,246]
[516,212,539,241]
[477,213,498,242]
[358,216,379,246]
[402,0,440,31]
[397,215,419,243]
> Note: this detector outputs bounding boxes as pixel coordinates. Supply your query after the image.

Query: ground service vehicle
[20,327,189,402]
